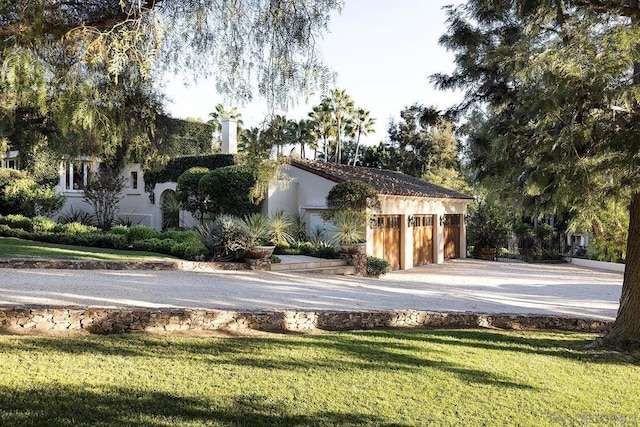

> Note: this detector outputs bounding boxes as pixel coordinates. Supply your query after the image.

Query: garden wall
[0,306,612,336]
[565,257,625,273]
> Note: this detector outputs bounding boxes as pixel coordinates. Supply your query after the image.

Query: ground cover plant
[0,237,174,261]
[0,329,637,426]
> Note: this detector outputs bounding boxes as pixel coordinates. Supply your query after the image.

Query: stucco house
[264,159,474,270]
[2,118,474,270]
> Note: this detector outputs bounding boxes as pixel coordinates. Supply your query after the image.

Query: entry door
[372,215,402,270]
[413,215,434,266]
[443,214,461,259]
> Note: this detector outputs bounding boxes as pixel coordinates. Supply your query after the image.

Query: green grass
[0,237,175,261]
[0,329,638,426]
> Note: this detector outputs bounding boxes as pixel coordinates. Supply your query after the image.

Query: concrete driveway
[0,259,623,320]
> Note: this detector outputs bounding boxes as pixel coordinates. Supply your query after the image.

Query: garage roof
[290,159,475,200]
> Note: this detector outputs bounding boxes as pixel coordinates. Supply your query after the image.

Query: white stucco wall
[55,163,197,231]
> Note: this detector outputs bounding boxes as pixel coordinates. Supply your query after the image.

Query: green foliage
[198,165,259,217]
[31,216,56,233]
[0,169,27,212]
[108,225,130,236]
[82,168,126,230]
[329,210,365,246]
[127,225,160,243]
[144,155,234,191]
[240,213,271,246]
[176,167,210,223]
[57,207,94,226]
[326,180,380,215]
[160,191,180,231]
[54,222,99,235]
[0,214,33,231]
[2,177,65,217]
[467,201,511,254]
[366,256,391,277]
[268,210,294,245]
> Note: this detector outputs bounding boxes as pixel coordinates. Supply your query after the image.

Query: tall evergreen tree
[435,0,640,348]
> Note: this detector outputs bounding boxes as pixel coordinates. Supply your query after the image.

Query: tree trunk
[602,192,640,349]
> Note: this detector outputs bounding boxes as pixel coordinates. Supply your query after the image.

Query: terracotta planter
[480,248,497,260]
[246,246,275,259]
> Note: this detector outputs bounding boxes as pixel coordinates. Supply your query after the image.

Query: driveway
[0,259,623,320]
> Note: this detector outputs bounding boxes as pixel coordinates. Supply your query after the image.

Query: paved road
[0,259,623,320]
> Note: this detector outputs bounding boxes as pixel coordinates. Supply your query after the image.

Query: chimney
[221,118,237,154]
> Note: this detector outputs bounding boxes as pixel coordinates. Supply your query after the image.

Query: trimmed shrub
[161,229,198,243]
[170,241,209,261]
[0,214,33,231]
[132,238,176,254]
[326,180,380,215]
[127,225,160,242]
[143,154,235,191]
[198,165,259,217]
[366,256,391,277]
[176,167,210,223]
[109,225,130,235]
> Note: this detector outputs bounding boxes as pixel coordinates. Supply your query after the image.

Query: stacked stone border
[0,306,612,336]
[0,258,249,271]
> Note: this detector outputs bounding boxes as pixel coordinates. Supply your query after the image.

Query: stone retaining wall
[0,259,248,271]
[0,306,613,336]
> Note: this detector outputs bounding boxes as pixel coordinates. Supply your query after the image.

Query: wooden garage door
[413,215,434,266]
[372,215,401,270]
[443,214,461,260]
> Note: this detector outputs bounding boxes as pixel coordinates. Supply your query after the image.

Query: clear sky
[160,0,463,146]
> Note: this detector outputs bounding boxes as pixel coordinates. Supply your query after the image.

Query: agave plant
[268,210,294,245]
[329,210,365,247]
[240,213,271,247]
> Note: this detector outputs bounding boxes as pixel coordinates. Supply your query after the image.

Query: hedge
[144,154,235,191]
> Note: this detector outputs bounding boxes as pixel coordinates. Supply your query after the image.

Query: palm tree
[350,108,376,166]
[286,118,317,158]
[309,102,334,161]
[326,89,354,164]
[207,104,243,152]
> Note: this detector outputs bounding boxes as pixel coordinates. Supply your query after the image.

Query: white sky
[160,0,464,146]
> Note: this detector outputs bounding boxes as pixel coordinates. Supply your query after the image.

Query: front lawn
[0,329,638,426]
[0,237,175,261]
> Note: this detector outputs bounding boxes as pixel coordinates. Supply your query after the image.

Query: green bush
[313,246,341,259]
[54,222,99,235]
[3,178,66,217]
[31,216,56,233]
[198,165,259,217]
[0,214,33,231]
[326,180,380,215]
[366,256,391,277]
[132,238,176,254]
[176,167,210,223]
[161,229,198,243]
[127,225,160,242]
[109,225,130,235]
[0,169,27,214]
[143,154,235,191]
[170,241,209,261]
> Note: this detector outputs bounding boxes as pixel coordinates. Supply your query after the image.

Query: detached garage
[264,159,474,270]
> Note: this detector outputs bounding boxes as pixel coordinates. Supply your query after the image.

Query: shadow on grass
[358,330,640,365]
[0,385,404,426]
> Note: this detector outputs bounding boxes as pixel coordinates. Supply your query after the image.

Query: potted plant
[330,210,366,253]
[241,213,275,259]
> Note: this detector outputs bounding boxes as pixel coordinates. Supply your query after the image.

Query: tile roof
[290,159,474,200]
